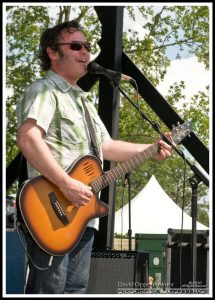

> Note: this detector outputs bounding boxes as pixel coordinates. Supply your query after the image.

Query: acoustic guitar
[18,121,192,255]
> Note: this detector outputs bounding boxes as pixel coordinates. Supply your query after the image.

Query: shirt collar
[46,69,84,94]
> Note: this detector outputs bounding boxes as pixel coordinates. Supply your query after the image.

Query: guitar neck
[90,142,159,194]
[89,120,193,194]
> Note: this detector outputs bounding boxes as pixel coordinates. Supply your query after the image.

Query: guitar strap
[18,153,28,187]
[80,97,102,163]
[16,154,28,222]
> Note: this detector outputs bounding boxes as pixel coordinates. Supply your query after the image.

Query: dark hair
[38,20,83,71]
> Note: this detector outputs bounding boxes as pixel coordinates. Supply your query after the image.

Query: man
[16,20,173,294]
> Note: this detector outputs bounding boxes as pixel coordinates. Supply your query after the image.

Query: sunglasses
[55,41,91,52]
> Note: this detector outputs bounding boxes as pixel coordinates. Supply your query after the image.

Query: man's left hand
[154,132,174,161]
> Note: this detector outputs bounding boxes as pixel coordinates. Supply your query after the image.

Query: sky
[122,4,211,104]
[157,56,210,102]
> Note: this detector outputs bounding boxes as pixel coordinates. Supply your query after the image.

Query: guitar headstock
[172,121,192,145]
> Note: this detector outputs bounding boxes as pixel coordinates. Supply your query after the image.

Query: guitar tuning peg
[177,121,180,126]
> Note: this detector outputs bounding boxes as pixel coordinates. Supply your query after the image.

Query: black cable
[16,221,53,271]
[119,182,126,251]
[132,79,139,108]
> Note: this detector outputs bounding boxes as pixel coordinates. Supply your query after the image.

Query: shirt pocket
[59,108,85,144]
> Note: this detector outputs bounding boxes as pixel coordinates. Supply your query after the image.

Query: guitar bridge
[48,192,69,225]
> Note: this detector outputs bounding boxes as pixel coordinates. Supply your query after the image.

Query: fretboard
[90,143,159,194]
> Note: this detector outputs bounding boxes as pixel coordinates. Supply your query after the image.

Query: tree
[5,5,210,225]
[6,6,51,163]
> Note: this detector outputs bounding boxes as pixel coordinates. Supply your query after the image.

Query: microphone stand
[188,175,202,292]
[108,76,209,290]
[125,172,132,251]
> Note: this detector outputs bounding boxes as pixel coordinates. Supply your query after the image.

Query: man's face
[51,29,91,83]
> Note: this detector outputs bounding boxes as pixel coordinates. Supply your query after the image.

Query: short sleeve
[16,79,56,133]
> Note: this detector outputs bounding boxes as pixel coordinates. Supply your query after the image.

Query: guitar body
[18,155,109,256]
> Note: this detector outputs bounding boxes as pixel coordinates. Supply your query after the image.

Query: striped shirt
[16,69,111,228]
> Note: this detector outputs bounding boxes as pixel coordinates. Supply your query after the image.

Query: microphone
[87,61,136,83]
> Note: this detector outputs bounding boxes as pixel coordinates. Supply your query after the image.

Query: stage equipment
[87,250,149,294]
[165,229,209,292]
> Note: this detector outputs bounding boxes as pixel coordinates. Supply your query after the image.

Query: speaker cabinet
[87,250,149,294]
[165,229,209,291]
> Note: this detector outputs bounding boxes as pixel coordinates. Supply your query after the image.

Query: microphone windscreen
[87,62,104,74]
[87,61,97,74]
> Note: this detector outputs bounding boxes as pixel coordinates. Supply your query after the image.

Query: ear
[47,47,58,61]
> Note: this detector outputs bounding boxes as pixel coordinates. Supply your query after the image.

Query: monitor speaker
[87,250,149,294]
[165,229,209,291]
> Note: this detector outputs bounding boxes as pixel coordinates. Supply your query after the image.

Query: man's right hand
[59,177,94,207]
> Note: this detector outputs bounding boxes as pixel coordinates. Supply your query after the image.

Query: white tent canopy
[114,175,208,236]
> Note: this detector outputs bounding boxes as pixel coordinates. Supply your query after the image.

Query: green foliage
[5,5,210,225]
[6,6,51,166]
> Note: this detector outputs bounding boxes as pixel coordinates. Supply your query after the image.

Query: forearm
[102,139,150,162]
[102,137,173,162]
